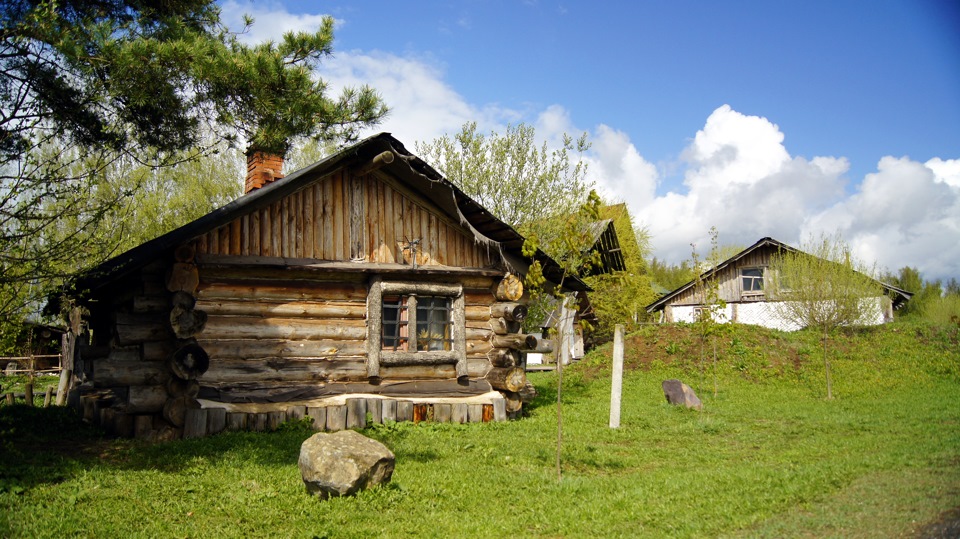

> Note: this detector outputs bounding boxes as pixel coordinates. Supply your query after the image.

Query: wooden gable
[192,168,496,269]
[667,245,775,306]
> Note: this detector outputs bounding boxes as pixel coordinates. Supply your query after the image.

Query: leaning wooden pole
[56,307,82,406]
[609,324,624,429]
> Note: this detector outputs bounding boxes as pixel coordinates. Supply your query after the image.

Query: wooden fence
[0,354,63,407]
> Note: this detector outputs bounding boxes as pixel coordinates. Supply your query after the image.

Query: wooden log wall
[73,167,550,440]
[193,270,502,390]
[192,172,496,269]
[75,259,179,440]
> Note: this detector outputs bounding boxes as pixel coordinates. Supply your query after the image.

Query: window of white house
[367,279,466,381]
[741,267,764,296]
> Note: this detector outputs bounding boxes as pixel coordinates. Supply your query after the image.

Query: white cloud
[216,3,518,143]
[926,157,960,188]
[802,156,960,278]
[219,1,331,42]
[633,105,849,263]
[625,105,959,281]
[323,51,486,144]
[587,125,658,209]
[682,105,790,190]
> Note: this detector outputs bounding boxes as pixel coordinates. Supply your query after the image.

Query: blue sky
[221,1,960,281]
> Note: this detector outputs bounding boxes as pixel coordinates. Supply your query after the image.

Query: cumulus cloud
[216,2,518,143]
[803,156,960,279]
[587,125,658,209]
[612,105,960,281]
[629,105,850,264]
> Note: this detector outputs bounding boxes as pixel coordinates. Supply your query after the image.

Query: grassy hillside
[0,320,957,538]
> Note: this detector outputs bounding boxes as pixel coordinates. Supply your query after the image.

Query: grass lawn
[0,321,957,538]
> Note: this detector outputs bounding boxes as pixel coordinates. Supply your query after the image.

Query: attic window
[367,279,466,381]
[741,267,764,297]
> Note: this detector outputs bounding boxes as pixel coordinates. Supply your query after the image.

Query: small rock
[299,430,395,499]
[662,379,703,410]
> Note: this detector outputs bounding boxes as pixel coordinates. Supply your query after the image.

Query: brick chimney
[245,151,285,193]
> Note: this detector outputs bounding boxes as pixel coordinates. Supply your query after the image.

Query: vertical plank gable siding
[670,248,775,305]
[193,172,494,268]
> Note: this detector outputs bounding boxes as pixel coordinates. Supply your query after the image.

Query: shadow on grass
[0,405,318,493]
[0,404,453,494]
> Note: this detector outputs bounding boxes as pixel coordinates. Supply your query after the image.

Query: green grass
[0,320,957,538]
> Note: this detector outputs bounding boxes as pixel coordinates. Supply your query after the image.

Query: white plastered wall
[666,296,890,332]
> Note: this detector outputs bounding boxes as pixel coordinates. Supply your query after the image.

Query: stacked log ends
[163,395,200,428]
[174,244,196,263]
[494,274,523,301]
[485,366,526,393]
[162,258,208,435]
[490,333,539,350]
[170,306,208,339]
[166,377,200,398]
[491,302,527,322]
[169,340,209,380]
[166,262,199,294]
[171,290,196,310]
[167,261,207,339]
[488,348,518,368]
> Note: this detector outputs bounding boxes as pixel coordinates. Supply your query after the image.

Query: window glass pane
[742,268,764,292]
[416,296,452,351]
[382,295,409,351]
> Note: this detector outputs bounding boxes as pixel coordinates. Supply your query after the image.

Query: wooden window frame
[366,278,466,381]
[740,267,765,299]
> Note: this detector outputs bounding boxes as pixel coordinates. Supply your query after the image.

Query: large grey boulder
[662,379,703,410]
[299,430,395,499]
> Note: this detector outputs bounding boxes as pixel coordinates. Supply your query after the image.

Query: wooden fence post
[610,324,624,429]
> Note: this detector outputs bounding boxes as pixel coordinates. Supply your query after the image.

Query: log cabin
[59,133,588,441]
[645,237,911,330]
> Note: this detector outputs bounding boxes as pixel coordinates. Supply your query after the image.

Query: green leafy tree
[892,269,960,327]
[647,257,697,293]
[768,233,882,399]
[582,202,656,342]
[687,227,728,398]
[0,1,387,320]
[415,122,592,250]
[885,266,945,319]
[198,16,387,157]
[522,191,603,483]
[57,140,246,256]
